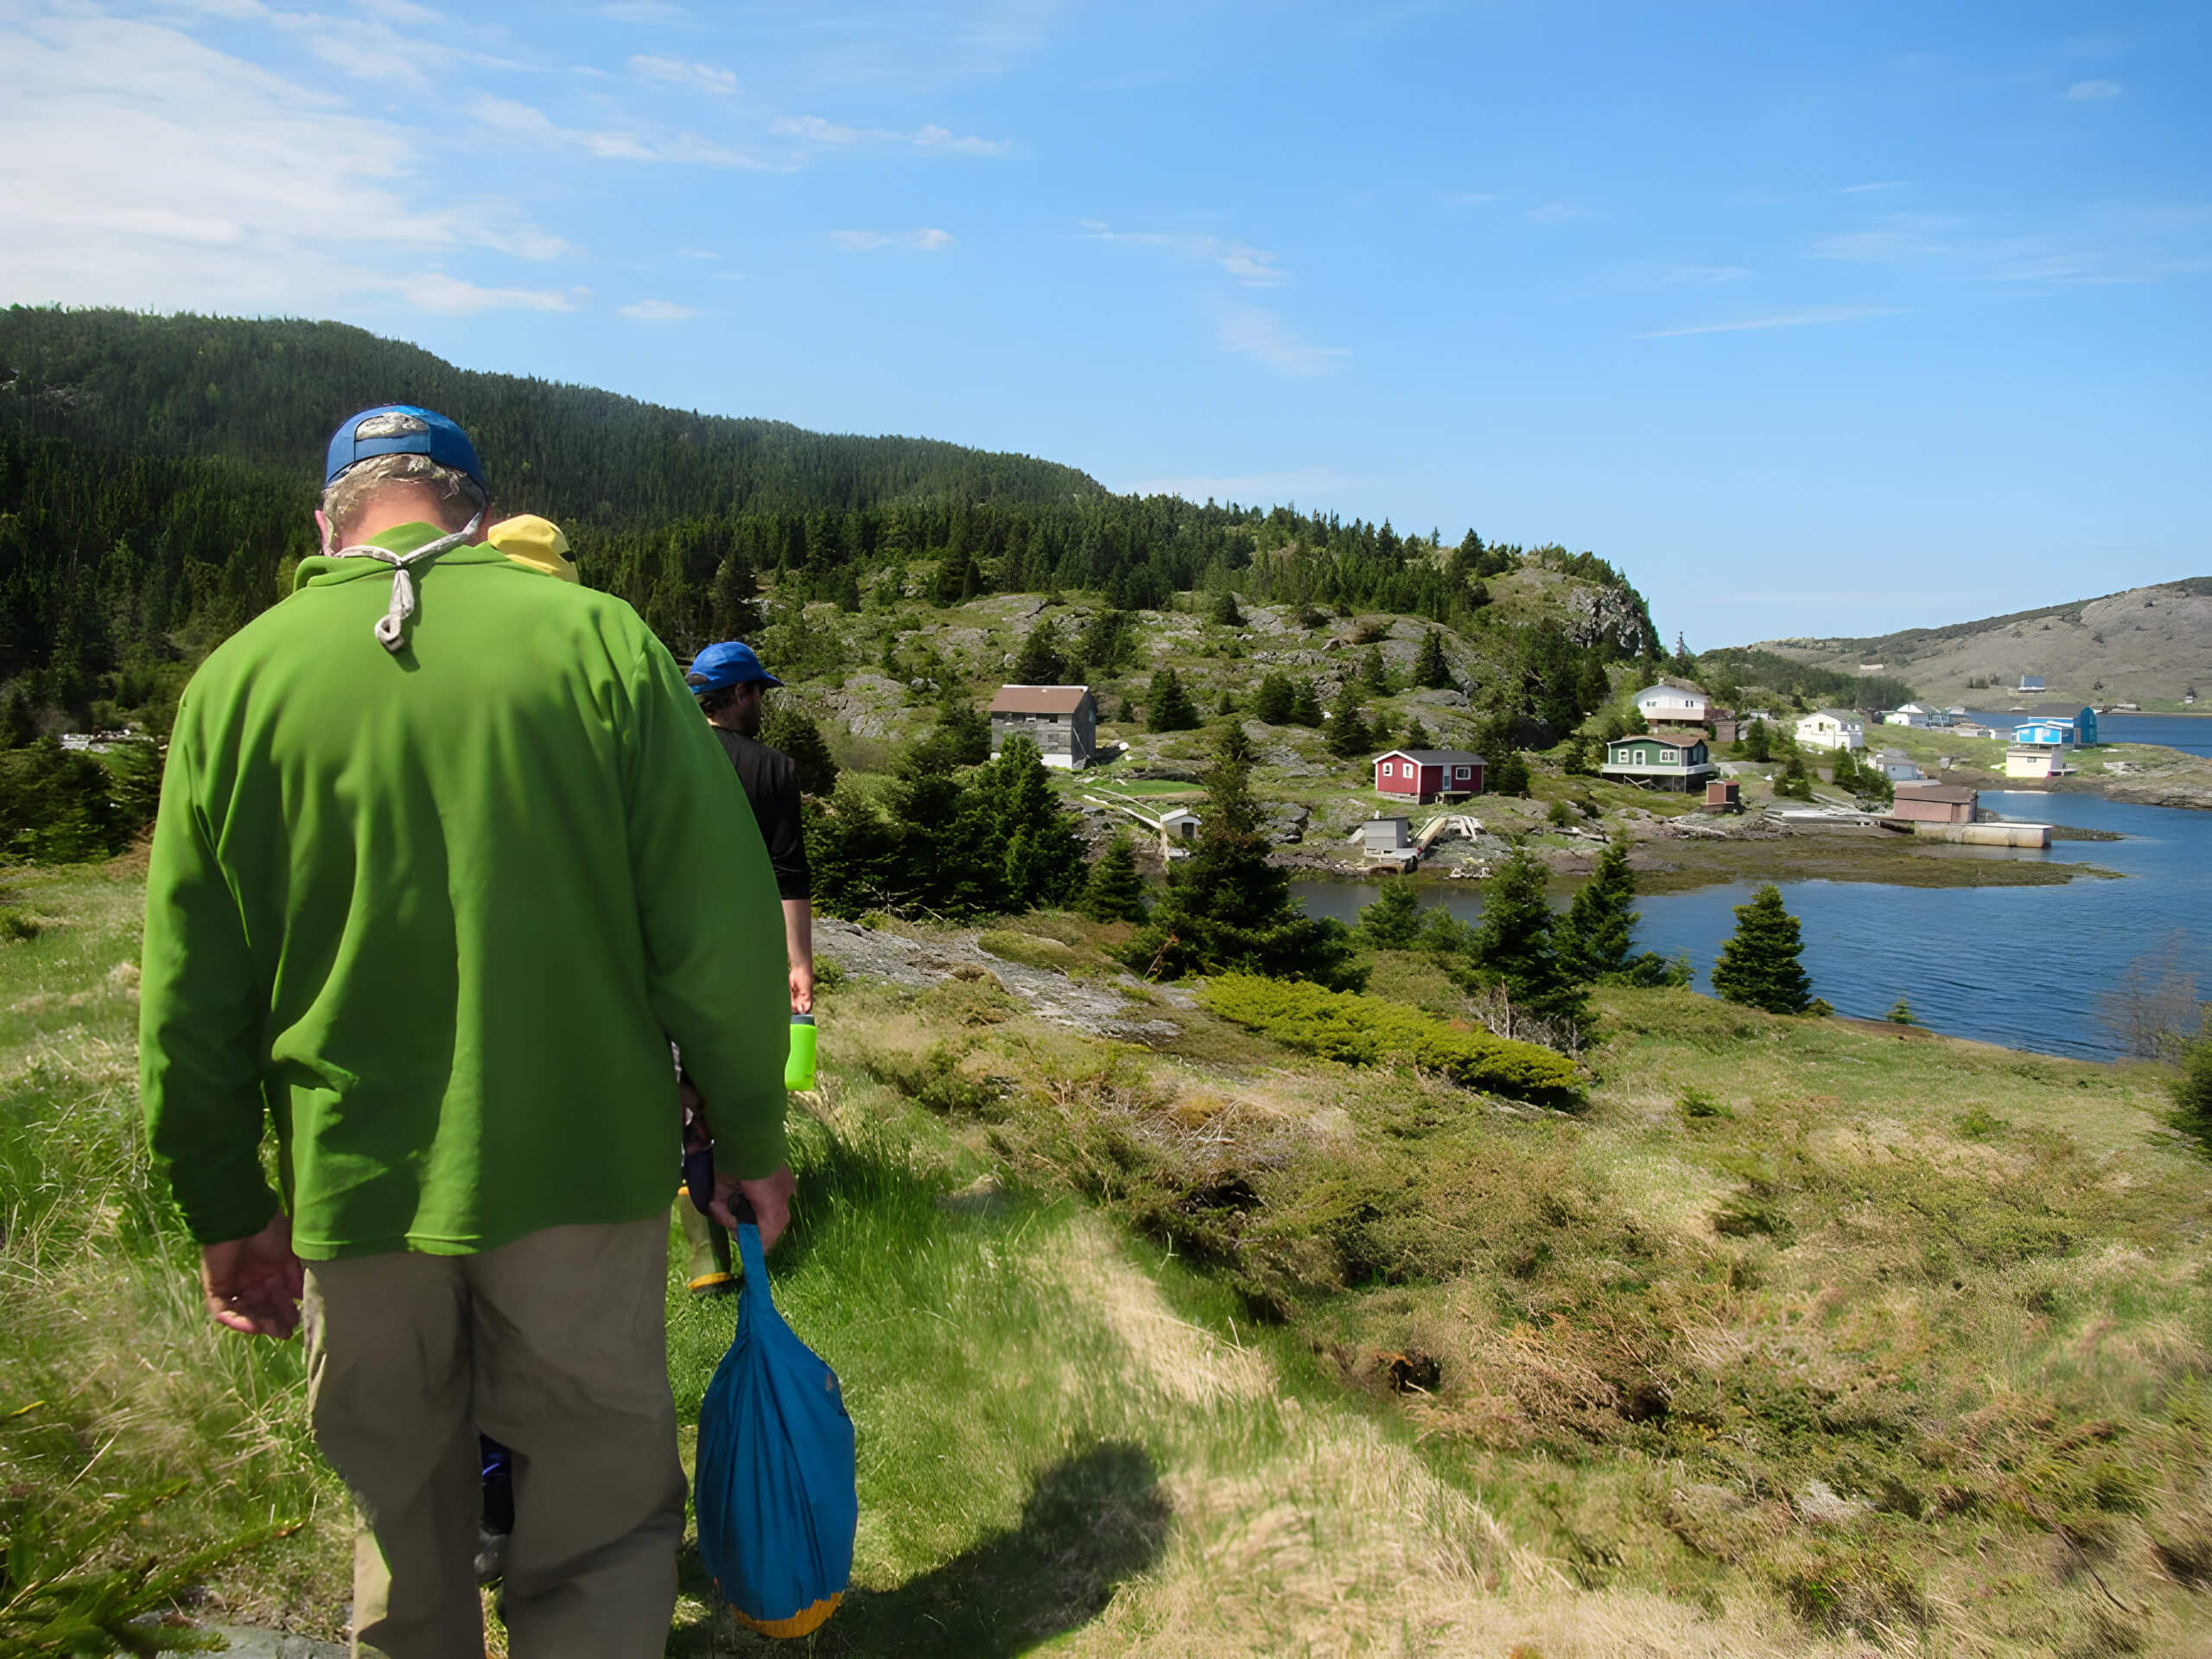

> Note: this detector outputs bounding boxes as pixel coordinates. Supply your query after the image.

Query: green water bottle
[785,1013,817,1092]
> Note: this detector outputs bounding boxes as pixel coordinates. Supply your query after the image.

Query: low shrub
[1678,1086,1730,1119]
[0,909,38,943]
[977,930,1084,972]
[1198,974,1582,1107]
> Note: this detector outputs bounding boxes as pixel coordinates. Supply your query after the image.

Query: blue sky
[3,1,2206,645]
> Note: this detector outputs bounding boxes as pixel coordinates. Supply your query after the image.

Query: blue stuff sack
[694,1222,857,1637]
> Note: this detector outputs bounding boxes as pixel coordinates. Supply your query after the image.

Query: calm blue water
[1293,791,2212,1060]
[1961,709,2212,755]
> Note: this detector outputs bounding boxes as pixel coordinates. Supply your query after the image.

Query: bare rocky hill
[1747,577,2212,709]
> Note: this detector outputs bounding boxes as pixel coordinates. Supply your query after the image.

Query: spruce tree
[1402,716,1433,750]
[1710,884,1814,1014]
[1147,668,1199,732]
[1575,656,1611,715]
[1413,630,1455,690]
[110,734,166,831]
[1465,845,1586,1026]
[1124,728,1359,987]
[990,734,1088,910]
[759,705,842,796]
[1012,621,1066,685]
[2173,1036,2212,1151]
[1358,880,1422,950]
[1211,589,1244,627]
[1360,645,1391,695]
[1745,719,1771,761]
[1289,680,1325,728]
[1326,684,1371,760]
[1,687,39,749]
[708,556,761,640]
[1488,750,1530,797]
[1555,837,1637,981]
[1077,834,1149,924]
[933,546,976,607]
[1253,672,1295,725]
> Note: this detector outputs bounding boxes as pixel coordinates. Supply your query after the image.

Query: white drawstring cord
[325,511,484,654]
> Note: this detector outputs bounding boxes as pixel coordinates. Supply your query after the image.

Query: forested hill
[0,307,1660,736]
[0,308,1101,520]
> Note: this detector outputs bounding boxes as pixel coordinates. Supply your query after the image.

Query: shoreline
[1281,822,2124,895]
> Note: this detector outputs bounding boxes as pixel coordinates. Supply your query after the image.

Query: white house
[1877,749,1924,783]
[1884,702,1946,728]
[2005,745,2070,780]
[1634,683,1711,727]
[1796,709,1866,752]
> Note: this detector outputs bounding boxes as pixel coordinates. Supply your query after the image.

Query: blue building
[2013,706,2097,748]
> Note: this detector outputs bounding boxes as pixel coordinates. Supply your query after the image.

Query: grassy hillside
[5,862,2208,1655]
[1741,582,2212,712]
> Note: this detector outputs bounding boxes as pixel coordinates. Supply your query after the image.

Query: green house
[1601,731,1719,793]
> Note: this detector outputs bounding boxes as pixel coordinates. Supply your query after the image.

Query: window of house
[1453,766,1468,779]
[1660,748,1678,763]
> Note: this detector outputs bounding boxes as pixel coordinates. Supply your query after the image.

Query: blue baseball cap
[686,641,784,695]
[324,405,486,488]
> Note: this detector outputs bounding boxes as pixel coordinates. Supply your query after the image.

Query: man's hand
[201,1211,304,1338]
[710,1164,797,1250]
[789,963,814,1015]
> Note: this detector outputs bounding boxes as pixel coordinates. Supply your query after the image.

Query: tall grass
[7,868,2212,1656]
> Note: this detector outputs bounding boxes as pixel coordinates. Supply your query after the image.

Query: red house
[1373,748,1484,804]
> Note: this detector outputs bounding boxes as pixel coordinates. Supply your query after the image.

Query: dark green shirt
[140,524,788,1260]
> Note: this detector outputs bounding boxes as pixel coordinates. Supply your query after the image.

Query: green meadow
[4,864,2209,1656]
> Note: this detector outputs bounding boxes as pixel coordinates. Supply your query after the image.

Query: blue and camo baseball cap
[324,405,486,488]
[686,641,784,694]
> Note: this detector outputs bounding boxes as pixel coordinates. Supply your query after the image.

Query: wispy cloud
[1839,180,1911,194]
[771,115,1007,155]
[471,94,773,168]
[1080,222,1284,287]
[1524,200,1592,225]
[0,11,575,317]
[403,275,576,315]
[1637,307,1903,339]
[619,297,696,320]
[2065,79,2121,101]
[830,228,954,251]
[913,124,1006,156]
[630,55,738,95]
[1216,305,1349,376]
[1811,211,2172,287]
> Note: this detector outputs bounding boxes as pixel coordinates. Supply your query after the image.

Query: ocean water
[1960,709,2212,756]
[1291,791,2212,1060]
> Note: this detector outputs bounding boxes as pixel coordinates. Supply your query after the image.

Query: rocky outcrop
[815,918,1188,1043]
[1565,583,1659,658]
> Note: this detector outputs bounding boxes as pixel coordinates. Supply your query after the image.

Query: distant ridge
[1742,581,2212,709]
[0,307,1103,525]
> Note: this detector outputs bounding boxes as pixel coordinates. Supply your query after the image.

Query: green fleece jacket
[139,524,788,1261]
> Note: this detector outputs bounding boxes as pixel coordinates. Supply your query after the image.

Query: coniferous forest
[0,308,1660,742]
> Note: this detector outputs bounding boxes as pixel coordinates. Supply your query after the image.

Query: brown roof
[989,684,1093,715]
[1646,727,1708,744]
[1891,783,1977,804]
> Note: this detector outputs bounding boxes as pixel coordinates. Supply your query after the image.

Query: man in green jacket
[139,405,792,1659]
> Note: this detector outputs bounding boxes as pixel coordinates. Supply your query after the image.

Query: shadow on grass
[673,1440,1170,1656]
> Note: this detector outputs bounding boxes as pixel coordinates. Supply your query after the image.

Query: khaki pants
[303,1218,685,1659]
